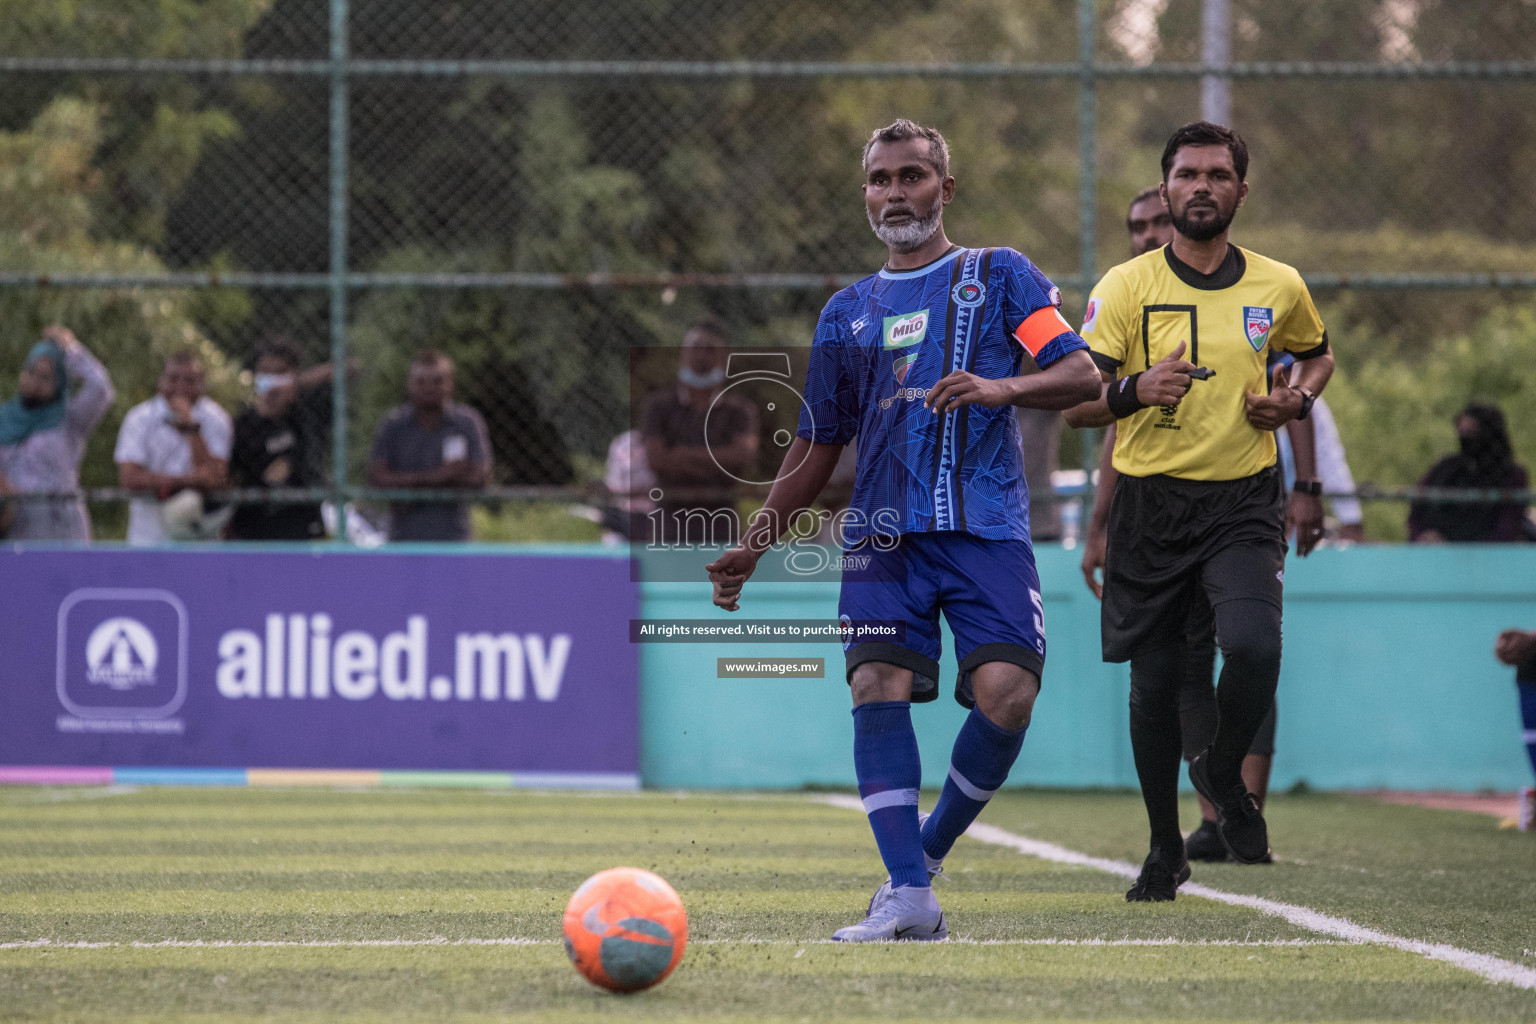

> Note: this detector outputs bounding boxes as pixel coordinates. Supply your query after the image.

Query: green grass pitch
[1,784,1533,1022]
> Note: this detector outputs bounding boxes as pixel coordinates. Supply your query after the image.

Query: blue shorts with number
[838,531,1046,708]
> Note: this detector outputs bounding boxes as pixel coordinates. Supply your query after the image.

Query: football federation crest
[951,280,986,308]
[882,310,929,350]
[1243,306,1273,351]
[1081,297,1100,333]
[892,350,919,384]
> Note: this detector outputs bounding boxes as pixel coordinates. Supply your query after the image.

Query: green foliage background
[2,0,1535,539]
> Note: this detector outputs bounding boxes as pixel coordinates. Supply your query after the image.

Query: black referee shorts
[1102,466,1286,664]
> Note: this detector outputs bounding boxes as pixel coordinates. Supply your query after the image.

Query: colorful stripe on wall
[0,766,640,790]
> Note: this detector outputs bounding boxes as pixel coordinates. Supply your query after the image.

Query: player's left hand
[706,546,760,612]
[925,371,1014,415]
[1287,491,1325,557]
[1244,365,1304,430]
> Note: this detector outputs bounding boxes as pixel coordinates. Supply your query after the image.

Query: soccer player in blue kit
[707,120,1101,941]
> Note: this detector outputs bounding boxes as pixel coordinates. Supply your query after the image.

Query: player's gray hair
[862,119,950,179]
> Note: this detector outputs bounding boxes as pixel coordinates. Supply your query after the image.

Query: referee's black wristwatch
[1289,385,1316,421]
[1293,478,1322,496]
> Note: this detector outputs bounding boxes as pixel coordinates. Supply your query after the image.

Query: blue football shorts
[838,531,1046,707]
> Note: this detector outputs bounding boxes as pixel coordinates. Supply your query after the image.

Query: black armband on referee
[1105,372,1147,419]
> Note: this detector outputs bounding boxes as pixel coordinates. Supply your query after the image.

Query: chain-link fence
[1,0,1533,544]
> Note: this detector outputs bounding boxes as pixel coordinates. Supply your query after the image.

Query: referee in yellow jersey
[1065,122,1334,899]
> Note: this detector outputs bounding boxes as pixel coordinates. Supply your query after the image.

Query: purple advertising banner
[0,548,638,781]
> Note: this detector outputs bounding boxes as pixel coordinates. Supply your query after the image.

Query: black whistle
[1186,366,1216,381]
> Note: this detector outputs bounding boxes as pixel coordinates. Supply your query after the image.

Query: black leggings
[1129,597,1282,851]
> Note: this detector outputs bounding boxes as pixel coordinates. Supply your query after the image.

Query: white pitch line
[0,785,138,805]
[818,793,1536,991]
[0,937,1348,951]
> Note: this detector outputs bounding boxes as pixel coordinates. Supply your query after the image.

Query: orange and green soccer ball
[563,867,688,992]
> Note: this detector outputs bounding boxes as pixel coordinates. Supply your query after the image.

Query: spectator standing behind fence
[1408,403,1531,543]
[1275,385,1364,542]
[0,326,114,541]
[227,338,334,541]
[601,428,657,543]
[366,350,491,542]
[641,317,757,546]
[114,351,231,545]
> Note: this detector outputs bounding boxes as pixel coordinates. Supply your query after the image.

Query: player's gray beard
[868,196,943,253]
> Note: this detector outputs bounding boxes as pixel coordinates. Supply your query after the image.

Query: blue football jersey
[797,246,1087,543]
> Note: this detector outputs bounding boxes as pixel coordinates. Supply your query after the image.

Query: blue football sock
[1519,681,1536,778]
[922,706,1027,864]
[852,700,928,890]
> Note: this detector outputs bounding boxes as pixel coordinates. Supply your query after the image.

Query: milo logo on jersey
[1244,306,1273,351]
[882,310,929,350]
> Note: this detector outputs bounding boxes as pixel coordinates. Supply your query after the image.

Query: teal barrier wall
[640,545,1536,792]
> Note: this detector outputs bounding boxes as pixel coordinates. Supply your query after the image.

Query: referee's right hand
[1137,341,1197,406]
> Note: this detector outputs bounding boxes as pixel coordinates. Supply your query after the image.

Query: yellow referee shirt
[1081,244,1327,481]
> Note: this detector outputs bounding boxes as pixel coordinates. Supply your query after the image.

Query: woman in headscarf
[1408,403,1531,543]
[0,325,115,540]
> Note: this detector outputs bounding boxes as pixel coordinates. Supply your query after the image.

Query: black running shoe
[1188,748,1271,865]
[1184,818,1227,862]
[1125,848,1191,902]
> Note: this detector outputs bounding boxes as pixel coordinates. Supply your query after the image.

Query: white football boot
[832,883,948,943]
[866,811,945,917]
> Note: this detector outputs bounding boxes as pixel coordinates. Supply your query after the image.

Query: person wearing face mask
[227,338,333,541]
[0,325,115,541]
[114,350,232,544]
[640,316,758,546]
[1408,403,1531,543]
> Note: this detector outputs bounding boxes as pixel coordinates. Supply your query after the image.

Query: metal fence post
[1202,0,1233,124]
[1077,0,1102,507]
[329,0,350,540]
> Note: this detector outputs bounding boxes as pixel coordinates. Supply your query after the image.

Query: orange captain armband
[1012,306,1076,358]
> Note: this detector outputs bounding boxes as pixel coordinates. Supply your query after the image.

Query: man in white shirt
[114,351,232,545]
